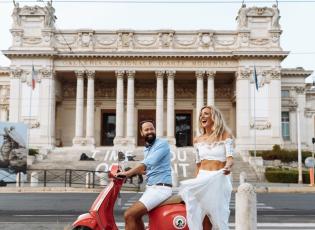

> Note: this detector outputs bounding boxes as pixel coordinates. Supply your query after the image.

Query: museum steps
[28,147,259,184]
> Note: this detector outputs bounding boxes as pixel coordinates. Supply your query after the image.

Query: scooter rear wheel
[72,226,92,230]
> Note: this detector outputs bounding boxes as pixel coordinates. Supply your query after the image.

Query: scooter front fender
[72,212,98,230]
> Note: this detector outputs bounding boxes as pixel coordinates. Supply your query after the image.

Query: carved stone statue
[44,2,56,27]
[271,4,280,29]
[237,4,248,29]
[12,3,20,27]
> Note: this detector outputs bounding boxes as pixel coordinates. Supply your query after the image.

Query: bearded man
[117,120,172,230]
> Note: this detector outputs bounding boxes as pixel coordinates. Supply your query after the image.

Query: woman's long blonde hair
[199,105,232,141]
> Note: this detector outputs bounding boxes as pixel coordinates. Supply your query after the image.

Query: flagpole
[253,65,258,168]
[28,65,33,150]
[254,72,256,167]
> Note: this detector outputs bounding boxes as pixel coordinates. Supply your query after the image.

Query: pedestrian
[179,105,234,230]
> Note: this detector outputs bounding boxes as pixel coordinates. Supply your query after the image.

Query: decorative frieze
[215,88,232,98]
[159,32,174,48]
[118,32,133,49]
[78,31,94,48]
[199,33,213,47]
[250,120,271,130]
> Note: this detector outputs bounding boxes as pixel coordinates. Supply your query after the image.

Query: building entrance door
[101,110,116,146]
[137,109,156,146]
[175,110,192,147]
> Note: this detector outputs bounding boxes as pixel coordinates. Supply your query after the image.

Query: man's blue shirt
[141,138,172,186]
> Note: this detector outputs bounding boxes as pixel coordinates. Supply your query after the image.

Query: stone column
[39,68,56,148]
[166,70,176,145]
[206,70,215,106]
[73,70,85,145]
[236,68,251,150]
[196,71,204,136]
[0,105,8,122]
[289,108,297,144]
[86,70,95,146]
[9,68,22,122]
[114,70,125,145]
[0,85,9,121]
[156,71,165,137]
[126,70,136,146]
[269,69,281,145]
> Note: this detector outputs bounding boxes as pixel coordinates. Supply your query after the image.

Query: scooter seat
[158,195,184,207]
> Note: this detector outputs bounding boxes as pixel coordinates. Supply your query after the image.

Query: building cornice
[3,50,289,60]
[2,50,57,58]
[281,67,313,78]
[0,67,10,75]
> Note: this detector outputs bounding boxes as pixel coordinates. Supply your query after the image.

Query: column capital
[195,70,205,79]
[39,68,53,79]
[166,70,175,79]
[237,68,251,80]
[126,70,136,78]
[206,70,216,79]
[155,70,165,79]
[86,70,95,79]
[115,70,125,78]
[74,70,85,79]
[10,68,23,79]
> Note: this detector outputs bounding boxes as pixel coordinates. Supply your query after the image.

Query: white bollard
[99,172,108,186]
[16,172,22,187]
[235,183,257,230]
[30,171,39,187]
[171,170,178,187]
[239,171,247,184]
[85,172,92,188]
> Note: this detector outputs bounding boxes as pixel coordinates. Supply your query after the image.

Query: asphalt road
[0,192,315,229]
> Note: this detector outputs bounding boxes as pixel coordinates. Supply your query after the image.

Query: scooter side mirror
[117,151,126,162]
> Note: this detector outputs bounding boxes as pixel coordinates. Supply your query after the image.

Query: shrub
[265,167,312,184]
[28,148,39,156]
[249,145,312,163]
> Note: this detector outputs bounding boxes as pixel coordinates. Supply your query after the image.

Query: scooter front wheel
[72,226,92,230]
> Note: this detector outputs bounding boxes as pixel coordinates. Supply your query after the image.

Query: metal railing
[0,169,142,189]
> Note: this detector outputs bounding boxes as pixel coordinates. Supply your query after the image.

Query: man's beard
[144,133,156,145]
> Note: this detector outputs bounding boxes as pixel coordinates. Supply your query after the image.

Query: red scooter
[72,164,189,230]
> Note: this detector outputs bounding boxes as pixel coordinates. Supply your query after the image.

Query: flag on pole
[31,65,36,90]
[253,65,259,91]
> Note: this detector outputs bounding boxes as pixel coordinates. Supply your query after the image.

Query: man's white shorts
[139,185,172,211]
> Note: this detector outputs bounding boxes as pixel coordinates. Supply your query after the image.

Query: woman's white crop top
[194,138,235,163]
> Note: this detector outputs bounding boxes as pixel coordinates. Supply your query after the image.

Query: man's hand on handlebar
[116,171,129,178]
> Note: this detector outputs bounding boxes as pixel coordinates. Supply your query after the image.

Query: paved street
[0,192,315,229]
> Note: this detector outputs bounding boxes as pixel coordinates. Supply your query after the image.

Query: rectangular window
[281,90,290,98]
[281,111,290,140]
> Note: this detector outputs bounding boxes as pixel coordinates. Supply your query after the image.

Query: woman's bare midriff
[199,160,226,171]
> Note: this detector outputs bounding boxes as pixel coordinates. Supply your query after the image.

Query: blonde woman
[179,105,234,230]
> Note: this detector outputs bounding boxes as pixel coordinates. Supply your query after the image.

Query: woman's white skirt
[179,169,232,230]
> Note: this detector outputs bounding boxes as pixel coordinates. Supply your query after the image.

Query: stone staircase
[28,147,259,186]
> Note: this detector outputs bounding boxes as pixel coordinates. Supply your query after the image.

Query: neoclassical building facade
[0,4,314,151]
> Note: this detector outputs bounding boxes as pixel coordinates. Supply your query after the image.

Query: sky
[0,0,314,82]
